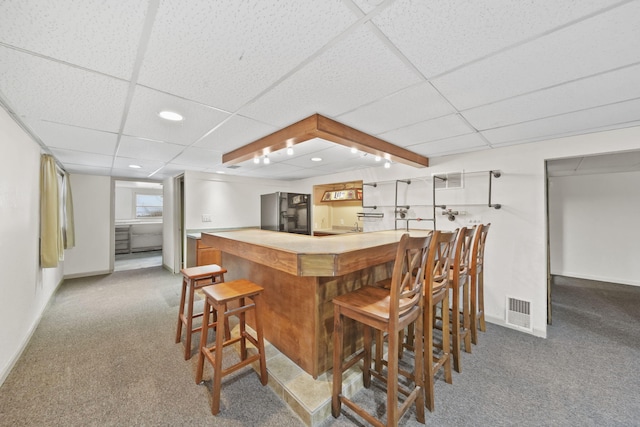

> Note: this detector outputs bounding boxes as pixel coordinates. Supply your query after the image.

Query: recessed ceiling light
[216,171,225,174]
[311,157,322,162]
[351,147,358,154]
[158,110,183,121]
[129,164,142,169]
[375,155,381,162]
[384,161,391,168]
[286,147,294,155]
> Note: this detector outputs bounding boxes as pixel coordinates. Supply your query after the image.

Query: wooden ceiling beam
[222,113,429,168]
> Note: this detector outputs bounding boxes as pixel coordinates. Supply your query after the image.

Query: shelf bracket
[488,170,502,209]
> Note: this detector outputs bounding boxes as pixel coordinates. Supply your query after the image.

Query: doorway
[113,179,164,272]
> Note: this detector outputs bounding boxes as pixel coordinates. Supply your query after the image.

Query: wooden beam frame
[222,114,429,168]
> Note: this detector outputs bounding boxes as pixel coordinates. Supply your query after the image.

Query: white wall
[183,170,292,231]
[162,176,177,271]
[63,174,112,277]
[294,126,640,338]
[0,108,64,385]
[549,171,640,286]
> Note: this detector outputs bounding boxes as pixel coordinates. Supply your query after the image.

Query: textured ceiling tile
[239,25,421,126]
[25,119,117,155]
[337,82,455,134]
[379,114,474,146]
[50,148,114,168]
[462,63,640,130]
[124,86,230,146]
[0,0,148,78]
[195,115,278,153]
[139,0,356,112]
[117,136,185,162]
[0,47,128,131]
[406,133,488,157]
[372,0,622,77]
[482,98,640,145]
[170,147,223,168]
[432,1,640,109]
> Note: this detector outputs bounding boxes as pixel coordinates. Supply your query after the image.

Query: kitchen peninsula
[201,228,431,377]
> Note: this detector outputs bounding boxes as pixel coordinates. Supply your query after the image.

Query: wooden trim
[222,113,429,168]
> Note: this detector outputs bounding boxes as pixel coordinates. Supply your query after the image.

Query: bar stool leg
[239,297,247,360]
[175,277,187,344]
[254,294,268,384]
[195,298,210,385]
[184,278,196,360]
[331,306,344,418]
[211,301,226,415]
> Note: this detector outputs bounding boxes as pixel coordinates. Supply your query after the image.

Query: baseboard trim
[485,315,547,339]
[552,272,639,287]
[63,269,112,280]
[0,276,65,387]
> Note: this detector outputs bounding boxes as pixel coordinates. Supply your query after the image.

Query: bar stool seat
[195,279,268,415]
[175,264,227,360]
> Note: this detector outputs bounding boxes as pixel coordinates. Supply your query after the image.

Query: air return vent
[433,171,463,190]
[505,297,532,331]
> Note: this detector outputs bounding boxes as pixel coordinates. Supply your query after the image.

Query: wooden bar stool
[448,227,473,373]
[175,264,227,360]
[470,223,490,344]
[332,234,429,427]
[195,279,268,415]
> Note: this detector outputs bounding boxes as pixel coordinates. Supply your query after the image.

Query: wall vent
[505,297,532,331]
[433,171,463,190]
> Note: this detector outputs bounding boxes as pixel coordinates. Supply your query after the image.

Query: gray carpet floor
[1,269,639,426]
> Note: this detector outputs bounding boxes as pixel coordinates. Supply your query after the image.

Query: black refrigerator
[260,192,311,235]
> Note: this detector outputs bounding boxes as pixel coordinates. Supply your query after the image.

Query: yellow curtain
[40,154,63,267]
[63,172,75,249]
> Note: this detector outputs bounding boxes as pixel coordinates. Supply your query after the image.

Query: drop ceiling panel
[50,149,114,168]
[112,156,165,174]
[239,25,422,126]
[462,63,640,130]
[432,1,640,110]
[195,115,278,152]
[66,164,112,177]
[379,114,474,146]
[24,119,117,155]
[138,0,357,112]
[0,0,148,79]
[117,136,185,162]
[168,147,223,169]
[482,98,640,146]
[407,133,488,157]
[337,82,455,134]
[0,47,128,132]
[124,86,230,145]
[372,0,621,78]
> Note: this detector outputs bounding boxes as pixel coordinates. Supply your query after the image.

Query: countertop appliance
[261,192,311,235]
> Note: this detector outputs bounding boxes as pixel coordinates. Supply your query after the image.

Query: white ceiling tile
[117,136,185,162]
[482,98,640,146]
[169,147,223,168]
[239,25,422,126]
[337,82,455,134]
[432,1,640,109]
[124,86,230,145]
[372,0,621,77]
[350,0,385,14]
[0,47,128,131]
[195,115,278,153]
[0,0,148,79]
[379,114,474,146]
[24,119,117,155]
[67,164,112,177]
[112,156,165,174]
[138,0,357,112]
[407,133,488,157]
[462,63,640,130]
[50,148,114,168]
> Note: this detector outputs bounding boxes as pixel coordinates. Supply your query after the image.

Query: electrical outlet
[202,214,212,222]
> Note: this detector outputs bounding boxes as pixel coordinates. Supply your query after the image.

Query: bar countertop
[201,228,432,277]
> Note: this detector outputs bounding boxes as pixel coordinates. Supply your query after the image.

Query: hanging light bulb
[384,161,391,168]
[263,155,270,164]
[286,147,294,155]
[253,157,260,164]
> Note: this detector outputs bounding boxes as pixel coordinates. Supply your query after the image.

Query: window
[135,193,163,218]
